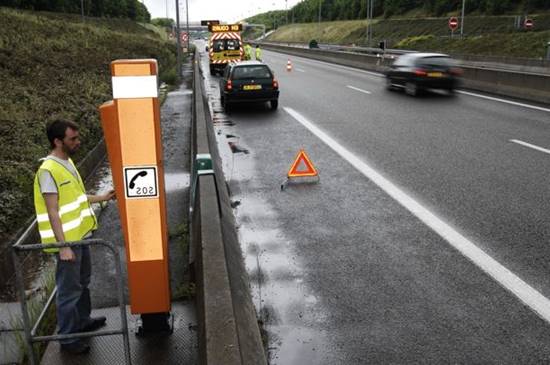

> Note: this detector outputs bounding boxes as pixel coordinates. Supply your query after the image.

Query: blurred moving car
[385,53,462,96]
[219,61,279,111]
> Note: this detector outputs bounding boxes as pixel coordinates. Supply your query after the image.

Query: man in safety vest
[244,43,252,60]
[33,119,115,354]
[255,45,262,61]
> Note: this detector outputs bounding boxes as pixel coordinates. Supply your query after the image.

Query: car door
[389,55,410,86]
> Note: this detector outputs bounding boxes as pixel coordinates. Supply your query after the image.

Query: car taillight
[272,79,278,89]
[450,67,463,76]
[414,69,427,76]
[226,79,233,91]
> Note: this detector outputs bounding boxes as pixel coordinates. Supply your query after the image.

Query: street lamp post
[366,0,374,46]
[460,0,465,37]
[175,0,182,77]
[272,2,276,30]
[185,0,190,51]
[318,0,322,41]
[286,0,288,25]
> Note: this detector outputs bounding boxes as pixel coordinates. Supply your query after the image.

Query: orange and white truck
[207,23,244,75]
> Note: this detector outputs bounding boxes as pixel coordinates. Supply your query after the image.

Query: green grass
[0,7,178,243]
[12,266,56,364]
[169,222,195,301]
[265,13,550,58]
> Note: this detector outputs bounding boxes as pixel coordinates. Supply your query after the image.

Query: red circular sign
[448,17,459,31]
[524,18,534,29]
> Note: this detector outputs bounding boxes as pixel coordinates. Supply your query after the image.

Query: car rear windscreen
[416,57,456,68]
[232,66,272,80]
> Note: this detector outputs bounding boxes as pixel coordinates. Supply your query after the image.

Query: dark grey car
[385,53,462,96]
[219,61,280,112]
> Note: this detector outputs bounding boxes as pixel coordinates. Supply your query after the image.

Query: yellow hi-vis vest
[255,47,262,60]
[33,158,97,253]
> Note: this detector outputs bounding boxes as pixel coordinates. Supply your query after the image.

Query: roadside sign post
[99,59,172,335]
[449,17,458,37]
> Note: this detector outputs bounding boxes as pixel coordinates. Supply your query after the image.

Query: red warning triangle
[287,149,318,178]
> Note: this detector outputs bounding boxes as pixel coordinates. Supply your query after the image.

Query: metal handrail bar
[31,286,57,337]
[11,238,131,365]
[33,329,125,342]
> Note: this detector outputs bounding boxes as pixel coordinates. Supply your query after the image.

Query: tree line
[0,0,151,22]
[288,0,550,23]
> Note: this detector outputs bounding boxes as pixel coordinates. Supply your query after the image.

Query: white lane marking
[510,139,550,155]
[347,85,372,95]
[295,68,306,73]
[284,106,550,324]
[457,91,550,113]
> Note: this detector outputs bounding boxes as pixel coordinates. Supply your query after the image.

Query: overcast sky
[142,0,303,23]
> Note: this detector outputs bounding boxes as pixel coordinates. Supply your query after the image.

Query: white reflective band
[39,208,94,239]
[37,194,88,223]
[112,75,158,99]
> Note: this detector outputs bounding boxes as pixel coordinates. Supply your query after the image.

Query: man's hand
[59,247,76,261]
[87,189,116,204]
[102,189,116,201]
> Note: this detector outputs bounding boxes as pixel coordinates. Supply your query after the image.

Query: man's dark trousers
[55,245,92,345]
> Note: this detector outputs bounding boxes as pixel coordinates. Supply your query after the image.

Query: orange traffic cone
[286,59,292,72]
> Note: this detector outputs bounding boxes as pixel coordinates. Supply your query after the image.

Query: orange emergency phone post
[99,59,171,334]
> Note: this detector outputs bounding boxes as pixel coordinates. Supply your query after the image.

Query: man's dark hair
[46,119,79,149]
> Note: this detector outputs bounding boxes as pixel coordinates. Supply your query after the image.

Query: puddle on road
[228,141,249,154]
[238,198,331,364]
[212,117,235,126]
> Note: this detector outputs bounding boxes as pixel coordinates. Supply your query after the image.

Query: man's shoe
[60,341,90,354]
[81,316,107,332]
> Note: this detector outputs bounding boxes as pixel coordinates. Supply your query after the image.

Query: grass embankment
[265,13,550,58]
[0,7,177,243]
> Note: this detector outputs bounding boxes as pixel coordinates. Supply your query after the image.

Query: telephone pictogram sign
[124,166,158,199]
[287,150,318,177]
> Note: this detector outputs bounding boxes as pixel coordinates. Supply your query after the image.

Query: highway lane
[199,44,550,363]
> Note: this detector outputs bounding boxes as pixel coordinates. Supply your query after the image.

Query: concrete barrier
[259,43,550,104]
[191,54,267,365]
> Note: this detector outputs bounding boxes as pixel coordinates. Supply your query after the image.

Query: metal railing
[11,238,131,365]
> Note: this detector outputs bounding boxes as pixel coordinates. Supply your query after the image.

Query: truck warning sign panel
[209,24,242,32]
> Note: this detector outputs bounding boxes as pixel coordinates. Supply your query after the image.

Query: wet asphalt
[198,41,550,364]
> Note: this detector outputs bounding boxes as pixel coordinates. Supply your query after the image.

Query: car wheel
[405,82,418,96]
[270,100,278,110]
[222,97,231,113]
[447,88,456,96]
[386,77,395,91]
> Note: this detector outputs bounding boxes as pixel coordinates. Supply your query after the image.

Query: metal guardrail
[11,238,131,365]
